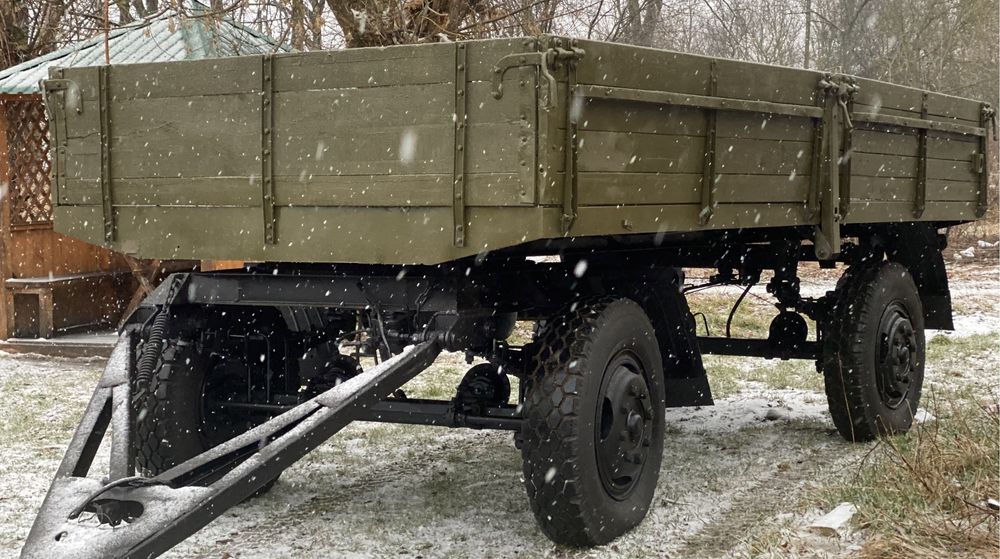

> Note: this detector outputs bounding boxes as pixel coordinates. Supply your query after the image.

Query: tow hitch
[21,338,441,559]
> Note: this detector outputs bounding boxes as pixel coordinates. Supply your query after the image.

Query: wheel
[132,337,280,497]
[821,262,925,442]
[520,297,665,546]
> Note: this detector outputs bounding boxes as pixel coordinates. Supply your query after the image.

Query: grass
[826,393,999,559]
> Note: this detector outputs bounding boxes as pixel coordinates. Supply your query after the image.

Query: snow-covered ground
[1,267,997,559]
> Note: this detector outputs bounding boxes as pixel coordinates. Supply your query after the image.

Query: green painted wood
[272,44,455,92]
[577,173,809,206]
[45,36,988,265]
[851,177,978,203]
[105,57,262,99]
[109,94,259,178]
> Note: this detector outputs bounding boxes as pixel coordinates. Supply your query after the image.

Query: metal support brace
[813,75,857,260]
[699,60,719,226]
[560,42,580,235]
[516,39,537,205]
[976,103,995,218]
[22,340,442,559]
[42,73,74,208]
[453,43,469,247]
[261,54,277,244]
[98,66,115,242]
[806,87,826,220]
[914,92,929,218]
[837,81,855,220]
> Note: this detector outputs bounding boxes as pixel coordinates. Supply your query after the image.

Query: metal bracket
[41,74,74,208]
[560,42,581,235]
[261,54,277,244]
[976,103,995,218]
[98,66,115,242]
[805,86,827,221]
[813,75,859,260]
[914,92,929,218]
[453,43,469,247]
[699,60,719,226]
[492,46,584,110]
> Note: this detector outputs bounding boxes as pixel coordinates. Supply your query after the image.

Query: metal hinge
[491,45,585,110]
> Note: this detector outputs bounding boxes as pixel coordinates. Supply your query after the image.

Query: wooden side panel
[45,38,987,265]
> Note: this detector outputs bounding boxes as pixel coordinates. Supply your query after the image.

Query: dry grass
[829,393,999,559]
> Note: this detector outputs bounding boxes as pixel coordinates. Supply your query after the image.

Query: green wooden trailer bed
[42,36,991,264]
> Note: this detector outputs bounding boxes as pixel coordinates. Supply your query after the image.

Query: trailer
[24,35,993,557]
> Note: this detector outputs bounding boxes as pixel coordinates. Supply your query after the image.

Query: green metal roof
[0,8,286,95]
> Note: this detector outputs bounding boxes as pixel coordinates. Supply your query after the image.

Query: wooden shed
[0,9,283,340]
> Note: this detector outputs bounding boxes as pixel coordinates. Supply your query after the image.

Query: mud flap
[21,338,441,559]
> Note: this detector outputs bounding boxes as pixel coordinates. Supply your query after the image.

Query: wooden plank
[844,200,978,223]
[716,137,813,176]
[578,130,703,174]
[273,44,455,92]
[105,57,262,99]
[577,173,809,206]
[59,178,100,205]
[112,177,258,206]
[109,94,260,178]
[853,111,984,136]
[572,203,813,236]
[852,152,978,182]
[274,173,525,207]
[275,122,454,176]
[852,129,980,160]
[580,99,707,135]
[575,40,711,95]
[55,204,559,265]
[716,112,814,141]
[63,137,101,181]
[851,176,978,203]
[580,85,822,119]
[853,77,982,124]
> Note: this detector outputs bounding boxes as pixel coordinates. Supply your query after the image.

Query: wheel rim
[876,301,918,409]
[595,349,654,500]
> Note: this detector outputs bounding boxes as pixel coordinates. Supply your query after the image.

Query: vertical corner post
[699,59,719,226]
[837,79,855,220]
[976,103,994,218]
[453,43,469,247]
[560,41,580,235]
[516,38,537,205]
[806,84,826,221]
[98,65,115,242]
[261,54,277,244]
[913,92,929,218]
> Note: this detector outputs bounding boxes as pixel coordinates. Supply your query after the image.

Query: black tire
[822,262,925,442]
[133,337,279,497]
[520,297,665,546]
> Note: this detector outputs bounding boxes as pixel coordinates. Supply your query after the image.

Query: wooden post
[0,97,11,339]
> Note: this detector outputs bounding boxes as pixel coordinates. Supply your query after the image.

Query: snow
[0,270,997,558]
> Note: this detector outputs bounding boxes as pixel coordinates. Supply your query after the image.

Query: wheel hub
[595,351,653,500]
[877,302,918,409]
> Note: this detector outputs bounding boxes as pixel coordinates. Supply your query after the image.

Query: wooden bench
[4,271,131,338]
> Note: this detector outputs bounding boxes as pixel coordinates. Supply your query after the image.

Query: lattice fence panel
[3,98,52,227]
